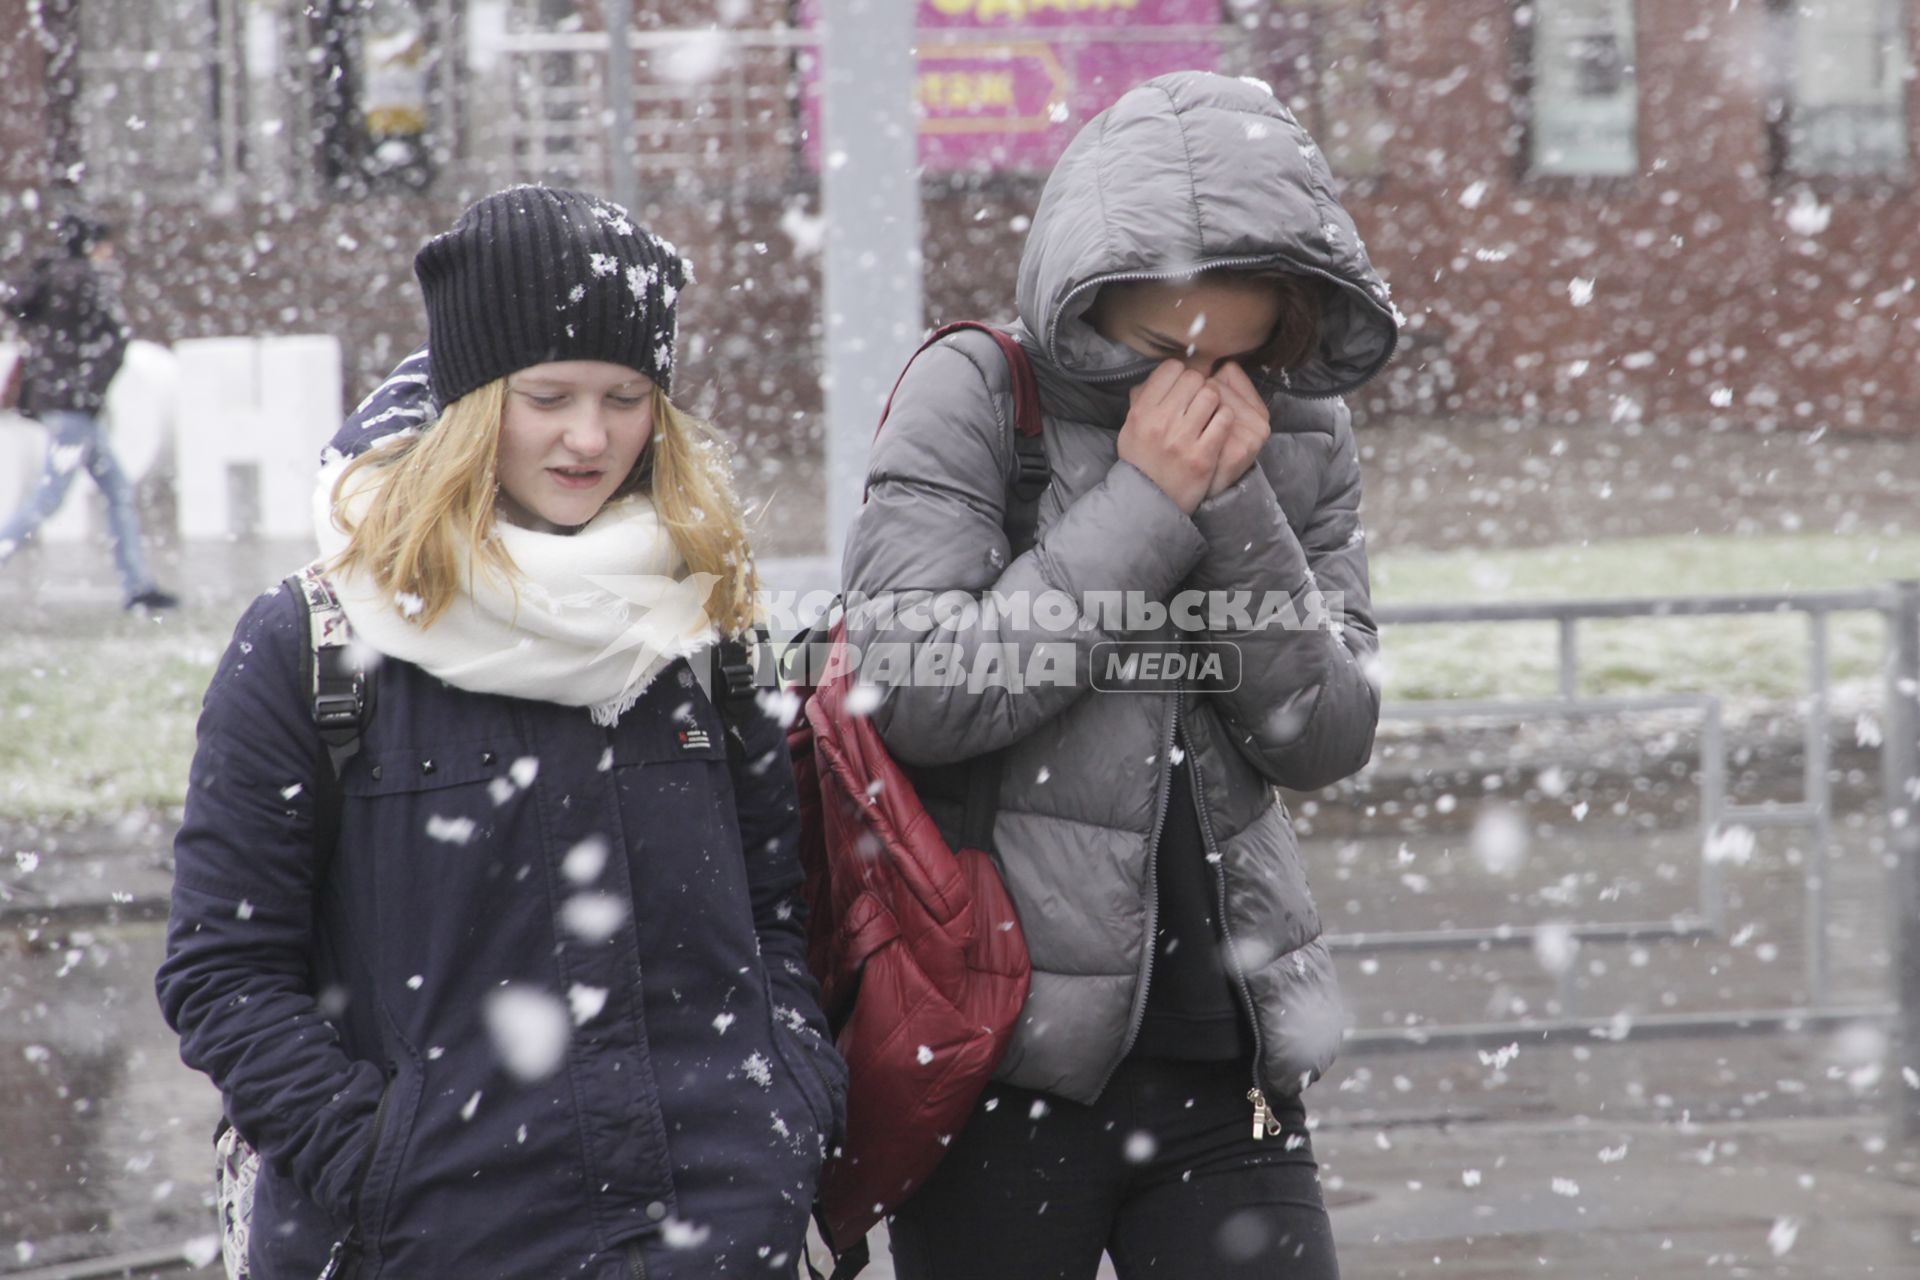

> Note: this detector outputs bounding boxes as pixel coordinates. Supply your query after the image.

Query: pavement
[5,537,1920,1278]
[7,772,1918,1278]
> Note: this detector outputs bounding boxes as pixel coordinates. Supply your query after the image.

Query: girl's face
[1086,275,1285,377]
[496,361,654,533]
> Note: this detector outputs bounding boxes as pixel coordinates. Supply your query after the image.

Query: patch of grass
[3,534,1915,823]
[1372,534,1920,703]
[0,623,226,822]
[1373,533,1920,604]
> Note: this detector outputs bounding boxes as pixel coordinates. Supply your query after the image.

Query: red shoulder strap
[866,322,1044,486]
[862,321,1051,561]
[954,323,1043,440]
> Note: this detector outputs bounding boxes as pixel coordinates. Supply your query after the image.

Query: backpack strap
[286,564,374,858]
[956,324,1049,557]
[803,329,1044,1271]
[827,1236,871,1280]
[712,626,772,732]
[864,323,1049,862]
[868,321,1050,553]
[211,572,373,1280]
[929,326,1045,859]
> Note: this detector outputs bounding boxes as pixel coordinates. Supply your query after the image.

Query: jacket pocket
[340,738,525,798]
[764,982,845,1146]
[351,1062,423,1267]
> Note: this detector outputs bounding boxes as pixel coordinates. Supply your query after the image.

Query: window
[1232,0,1391,180]
[57,0,457,201]
[469,1,799,191]
[306,0,449,193]
[70,0,223,192]
[1772,0,1909,177]
[1522,0,1638,178]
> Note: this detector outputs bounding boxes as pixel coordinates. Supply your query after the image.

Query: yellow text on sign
[918,70,1019,113]
[926,0,1141,21]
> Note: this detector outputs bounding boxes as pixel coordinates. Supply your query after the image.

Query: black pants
[888,1058,1339,1280]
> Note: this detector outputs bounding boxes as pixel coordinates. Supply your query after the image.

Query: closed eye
[1136,329,1197,360]
[517,391,567,408]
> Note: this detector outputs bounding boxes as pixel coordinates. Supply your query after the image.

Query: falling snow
[484,987,570,1081]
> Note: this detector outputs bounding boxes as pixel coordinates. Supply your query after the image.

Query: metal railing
[1336,581,1920,1136]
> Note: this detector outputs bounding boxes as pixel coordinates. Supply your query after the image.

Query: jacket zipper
[1181,695,1278,1139]
[1050,256,1401,400]
[627,1243,649,1279]
[316,1236,355,1280]
[323,1076,394,1276]
[359,1079,394,1208]
[1092,689,1179,1098]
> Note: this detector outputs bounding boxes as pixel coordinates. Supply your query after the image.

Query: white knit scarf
[312,458,719,725]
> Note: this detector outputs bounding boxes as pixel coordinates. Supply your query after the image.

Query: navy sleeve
[3,269,43,322]
[330,344,433,459]
[154,588,385,1226]
[726,693,848,1113]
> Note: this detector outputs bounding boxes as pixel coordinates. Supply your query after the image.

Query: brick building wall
[1348,0,1920,434]
[0,0,49,190]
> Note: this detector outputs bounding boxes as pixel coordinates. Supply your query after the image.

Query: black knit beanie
[414,185,691,406]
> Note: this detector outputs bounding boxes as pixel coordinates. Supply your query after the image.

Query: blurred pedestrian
[156,185,844,1279]
[0,212,176,610]
[840,72,1399,1279]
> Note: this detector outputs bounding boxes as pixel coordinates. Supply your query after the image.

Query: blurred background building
[0,0,1915,554]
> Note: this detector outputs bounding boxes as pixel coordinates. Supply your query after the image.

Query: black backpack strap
[944,326,1046,856]
[712,626,772,733]
[863,324,1050,863]
[287,564,374,858]
[867,321,1051,549]
[829,1237,871,1280]
[962,324,1049,558]
[959,750,1003,855]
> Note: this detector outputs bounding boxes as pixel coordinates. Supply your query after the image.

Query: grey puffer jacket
[840,72,1398,1107]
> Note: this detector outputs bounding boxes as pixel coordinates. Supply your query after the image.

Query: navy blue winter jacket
[157,359,845,1279]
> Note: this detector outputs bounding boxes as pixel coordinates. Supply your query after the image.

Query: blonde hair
[641,386,760,636]
[328,379,760,635]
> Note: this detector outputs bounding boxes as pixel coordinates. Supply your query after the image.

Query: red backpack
[786,324,1047,1271]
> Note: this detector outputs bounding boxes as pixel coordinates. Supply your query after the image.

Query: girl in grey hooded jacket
[838,73,1398,1278]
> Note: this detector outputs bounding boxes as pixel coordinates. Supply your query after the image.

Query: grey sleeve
[839,335,1209,766]
[1184,402,1380,791]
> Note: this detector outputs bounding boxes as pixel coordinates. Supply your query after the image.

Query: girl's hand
[1117,360,1232,514]
[1204,361,1272,498]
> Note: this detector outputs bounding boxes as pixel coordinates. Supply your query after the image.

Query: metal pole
[1557,618,1579,700]
[215,0,242,187]
[1700,698,1728,933]
[1883,580,1920,1138]
[819,0,923,565]
[602,0,638,213]
[1806,610,1831,1006]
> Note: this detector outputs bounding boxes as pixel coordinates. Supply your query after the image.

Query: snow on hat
[414,185,693,406]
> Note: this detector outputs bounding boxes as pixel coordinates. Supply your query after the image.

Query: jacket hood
[1016,71,1400,399]
[328,345,433,461]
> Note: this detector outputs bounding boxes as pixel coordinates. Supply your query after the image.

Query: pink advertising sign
[798,0,1220,173]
